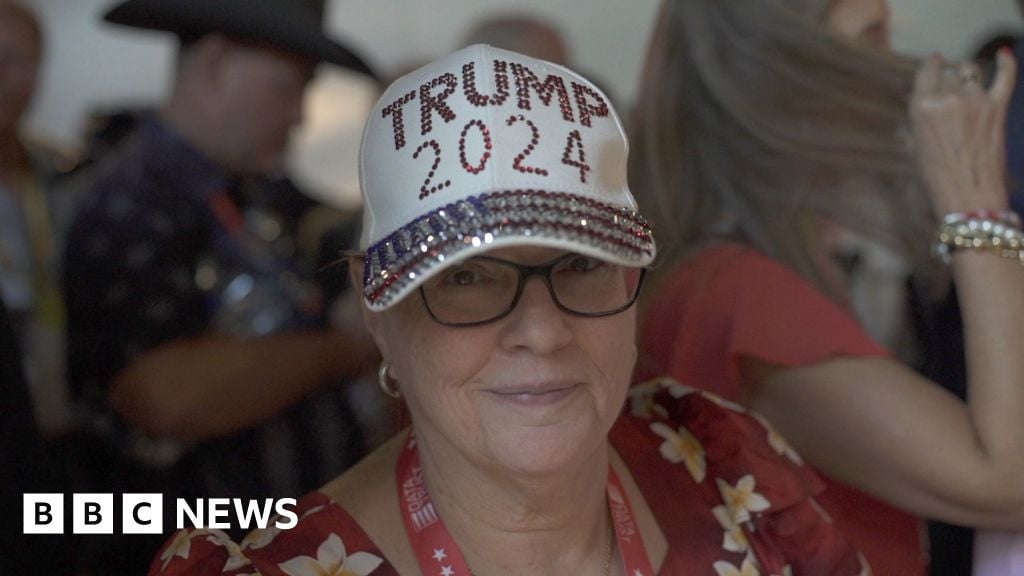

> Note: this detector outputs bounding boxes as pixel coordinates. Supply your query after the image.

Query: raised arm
[744,49,1024,529]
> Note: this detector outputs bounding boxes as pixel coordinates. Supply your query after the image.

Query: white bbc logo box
[23,494,63,534]
[23,493,163,534]
[123,494,164,534]
[74,493,114,534]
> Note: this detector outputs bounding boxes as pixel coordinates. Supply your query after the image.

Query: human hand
[910,49,1017,216]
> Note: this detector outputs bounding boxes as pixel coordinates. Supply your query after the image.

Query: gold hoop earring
[378,362,401,399]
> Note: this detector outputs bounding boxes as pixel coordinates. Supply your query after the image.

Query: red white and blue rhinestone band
[361,189,655,309]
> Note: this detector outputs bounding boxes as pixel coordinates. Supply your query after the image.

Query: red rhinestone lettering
[459,119,493,175]
[571,83,609,128]
[419,73,458,137]
[562,130,590,183]
[462,60,510,107]
[509,62,574,123]
[413,140,450,200]
[506,115,549,176]
[382,90,417,150]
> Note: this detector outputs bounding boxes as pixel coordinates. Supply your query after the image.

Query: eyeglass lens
[420,253,643,326]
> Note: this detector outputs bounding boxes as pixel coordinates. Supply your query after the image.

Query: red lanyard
[397,433,656,576]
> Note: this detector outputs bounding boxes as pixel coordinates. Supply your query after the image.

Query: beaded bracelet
[935,216,1024,265]
[942,209,1022,228]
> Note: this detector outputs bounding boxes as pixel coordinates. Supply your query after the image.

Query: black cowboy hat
[103,0,375,77]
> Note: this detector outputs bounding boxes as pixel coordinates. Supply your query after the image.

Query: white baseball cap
[359,44,655,310]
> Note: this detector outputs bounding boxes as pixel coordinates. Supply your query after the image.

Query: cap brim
[362,189,655,311]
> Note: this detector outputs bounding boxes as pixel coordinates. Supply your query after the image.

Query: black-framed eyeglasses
[419,252,647,327]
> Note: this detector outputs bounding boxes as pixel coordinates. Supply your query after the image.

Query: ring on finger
[959,69,981,86]
[957,63,982,87]
[942,63,982,89]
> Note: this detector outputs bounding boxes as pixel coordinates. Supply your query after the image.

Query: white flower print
[629,378,699,419]
[241,524,283,552]
[650,421,707,483]
[712,505,750,553]
[242,504,327,551]
[278,533,383,576]
[716,475,771,524]
[203,530,252,571]
[159,529,216,572]
[628,381,669,419]
[714,553,761,576]
[659,378,696,399]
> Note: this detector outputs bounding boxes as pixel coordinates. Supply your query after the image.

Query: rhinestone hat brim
[362,189,656,310]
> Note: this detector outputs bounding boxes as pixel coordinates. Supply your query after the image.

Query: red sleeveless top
[639,244,927,575]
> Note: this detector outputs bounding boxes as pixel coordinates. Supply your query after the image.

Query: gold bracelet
[935,217,1024,264]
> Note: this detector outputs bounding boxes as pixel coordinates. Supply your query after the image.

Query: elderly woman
[151,45,867,576]
[631,0,1024,573]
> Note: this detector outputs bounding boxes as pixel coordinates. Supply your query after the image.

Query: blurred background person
[61,0,380,572]
[385,14,570,91]
[0,5,76,567]
[0,293,71,574]
[460,12,622,110]
[908,3,1024,571]
[970,2,1024,573]
[0,0,75,440]
[631,0,1024,574]
[462,13,569,64]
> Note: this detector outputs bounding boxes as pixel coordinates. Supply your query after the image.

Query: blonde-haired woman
[632,0,1024,573]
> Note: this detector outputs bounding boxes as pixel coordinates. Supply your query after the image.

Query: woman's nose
[499,277,573,353]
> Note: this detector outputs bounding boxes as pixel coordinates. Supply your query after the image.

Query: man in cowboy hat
[62,1,379,572]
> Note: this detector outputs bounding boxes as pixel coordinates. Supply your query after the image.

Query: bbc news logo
[23,494,298,534]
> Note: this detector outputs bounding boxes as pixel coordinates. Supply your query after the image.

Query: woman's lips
[487,382,581,406]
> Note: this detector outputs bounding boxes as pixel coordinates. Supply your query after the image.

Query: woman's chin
[477,416,606,477]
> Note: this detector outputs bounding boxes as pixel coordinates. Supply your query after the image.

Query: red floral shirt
[150,380,866,575]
